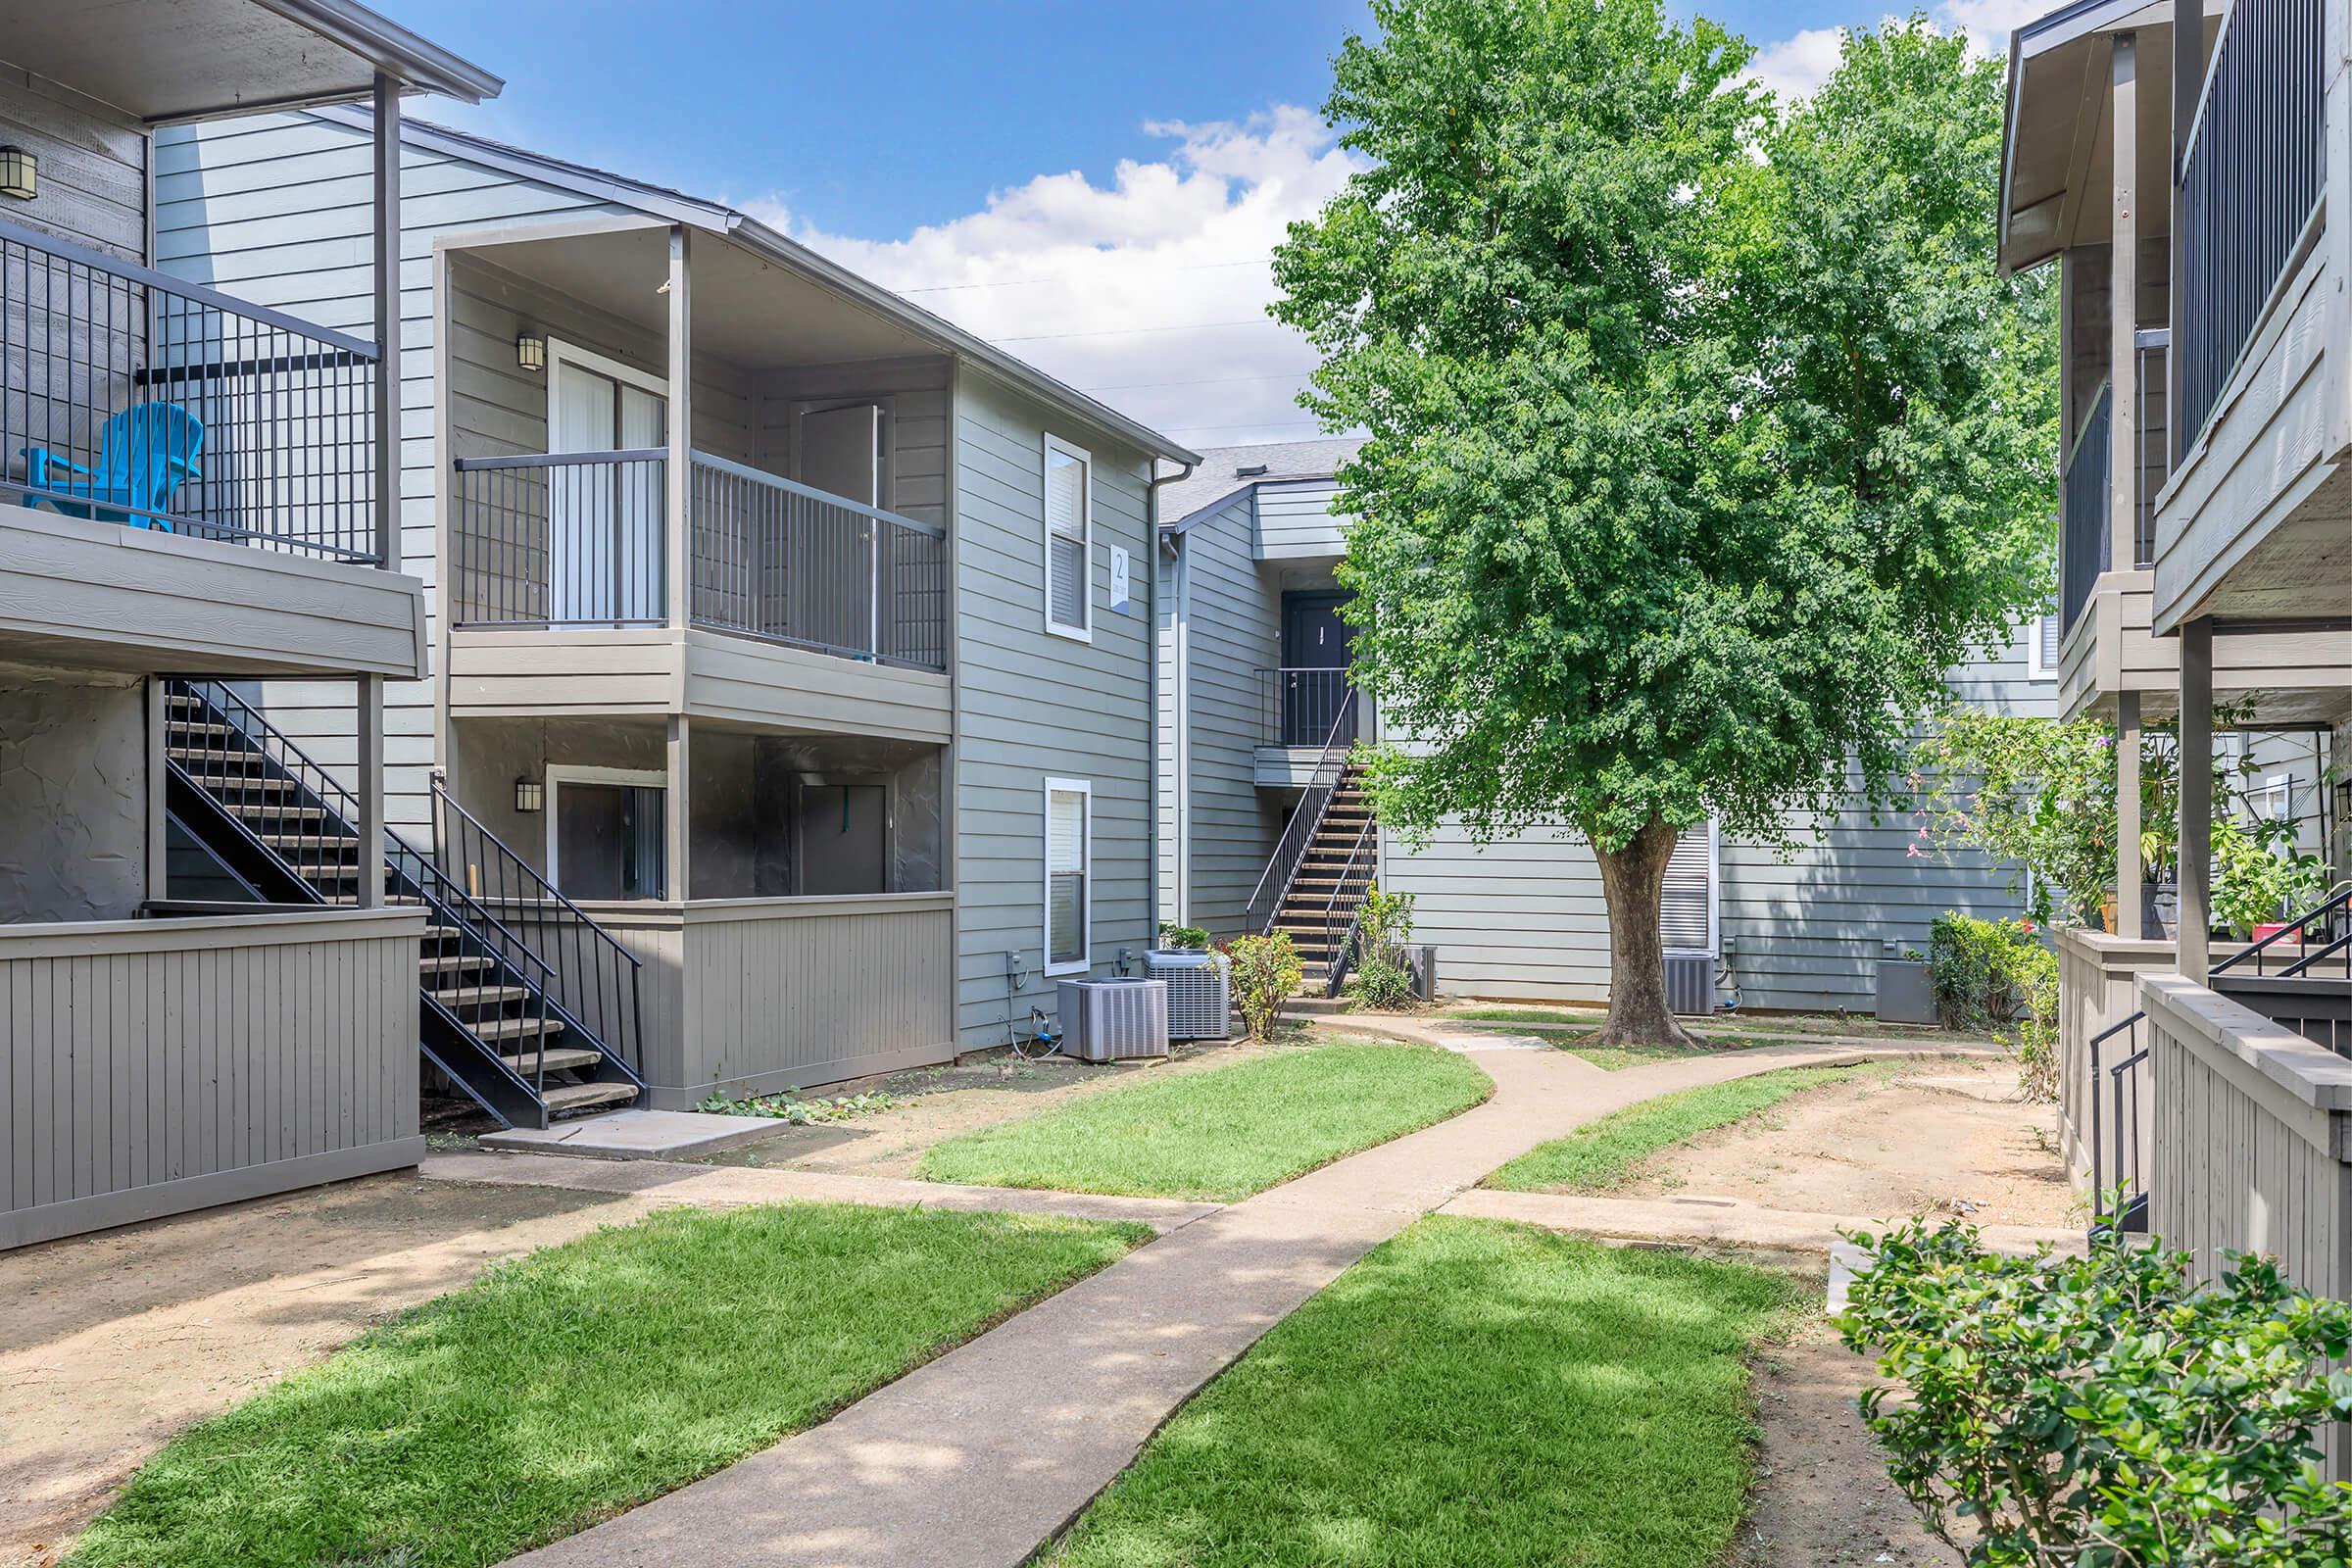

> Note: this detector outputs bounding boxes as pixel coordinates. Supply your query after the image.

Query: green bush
[1841,1215,2352,1566]
[1995,944,2059,1104]
[1156,921,1211,952]
[1927,912,2044,1033]
[1343,884,1419,1011]
[1224,933,1302,1041]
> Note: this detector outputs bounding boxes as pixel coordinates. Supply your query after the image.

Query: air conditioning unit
[1057,977,1170,1062]
[1142,949,1231,1040]
[1664,953,1717,1016]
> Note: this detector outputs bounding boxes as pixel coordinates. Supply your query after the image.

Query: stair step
[184,772,299,794]
[166,745,265,764]
[500,1046,605,1075]
[254,832,360,851]
[468,1013,566,1043]
[418,952,496,975]
[165,720,239,739]
[542,1080,638,1117]
[428,983,533,1008]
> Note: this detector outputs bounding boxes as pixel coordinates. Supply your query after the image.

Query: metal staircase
[1245,696,1375,992]
[163,680,647,1129]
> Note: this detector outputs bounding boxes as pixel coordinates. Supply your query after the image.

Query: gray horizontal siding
[0,71,146,262]
[1253,478,1348,561]
[1179,491,1286,937]
[2,909,425,1249]
[954,368,1156,1045]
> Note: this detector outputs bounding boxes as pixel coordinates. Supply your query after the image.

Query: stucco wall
[0,664,147,922]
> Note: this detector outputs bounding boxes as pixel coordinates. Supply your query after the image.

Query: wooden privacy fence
[2,907,425,1250]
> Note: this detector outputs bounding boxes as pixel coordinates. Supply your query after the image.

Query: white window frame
[1660,817,1721,956]
[1043,776,1092,977]
[544,764,669,899]
[1043,433,1094,644]
[2028,612,2060,680]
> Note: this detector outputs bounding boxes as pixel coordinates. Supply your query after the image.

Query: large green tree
[1273,3,2056,1044]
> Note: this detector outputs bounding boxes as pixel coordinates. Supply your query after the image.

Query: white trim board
[1044,775,1093,977]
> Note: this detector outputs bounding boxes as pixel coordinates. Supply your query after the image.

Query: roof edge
[257,0,505,104]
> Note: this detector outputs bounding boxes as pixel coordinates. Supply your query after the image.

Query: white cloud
[1749,27,1851,102]
[1750,1,2025,105]
[753,107,1365,453]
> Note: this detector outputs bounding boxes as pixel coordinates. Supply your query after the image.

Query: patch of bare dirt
[0,1173,665,1566]
[1735,1318,1962,1567]
[1624,1059,2075,1230]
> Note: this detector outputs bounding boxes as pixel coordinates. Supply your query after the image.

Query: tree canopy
[1274,2,2055,851]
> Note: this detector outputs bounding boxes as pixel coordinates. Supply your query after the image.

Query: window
[1045,777,1091,975]
[546,766,666,900]
[2028,612,2060,680]
[1659,819,1718,955]
[1044,435,1092,641]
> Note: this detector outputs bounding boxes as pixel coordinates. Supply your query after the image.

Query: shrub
[1343,884,1419,1010]
[1224,933,1302,1042]
[1156,921,1211,952]
[1841,1215,2352,1566]
[1928,912,2044,1032]
[1994,944,2059,1104]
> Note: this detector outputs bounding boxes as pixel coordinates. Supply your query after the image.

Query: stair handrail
[168,680,618,1103]
[430,778,646,1083]
[1317,814,1380,994]
[1244,689,1361,936]
[2215,880,2352,979]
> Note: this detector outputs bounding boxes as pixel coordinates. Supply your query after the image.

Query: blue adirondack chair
[21,403,205,528]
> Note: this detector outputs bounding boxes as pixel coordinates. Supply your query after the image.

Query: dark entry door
[1279,592,1350,746]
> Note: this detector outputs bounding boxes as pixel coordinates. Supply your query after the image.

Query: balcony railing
[0,216,379,561]
[449,449,949,673]
[2058,382,2111,638]
[2176,0,2326,454]
[1257,666,1355,748]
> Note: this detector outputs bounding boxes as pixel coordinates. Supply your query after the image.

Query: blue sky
[389,0,2037,449]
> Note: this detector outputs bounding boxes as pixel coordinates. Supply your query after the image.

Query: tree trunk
[1592,817,1701,1049]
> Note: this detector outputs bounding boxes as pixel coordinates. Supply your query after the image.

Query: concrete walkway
[502,1030,1978,1568]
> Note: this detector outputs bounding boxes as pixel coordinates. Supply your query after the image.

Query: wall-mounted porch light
[514,775,545,813]
[0,148,37,201]
[515,332,547,373]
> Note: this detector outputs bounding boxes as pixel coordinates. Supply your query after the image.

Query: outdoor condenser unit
[1665,954,1717,1017]
[1057,977,1170,1062]
[1141,950,1231,1040]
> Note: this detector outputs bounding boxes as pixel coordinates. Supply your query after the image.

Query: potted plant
[1876,942,1936,1024]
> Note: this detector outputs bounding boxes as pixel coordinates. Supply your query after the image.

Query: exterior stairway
[162,680,647,1129]
[1266,761,1378,993]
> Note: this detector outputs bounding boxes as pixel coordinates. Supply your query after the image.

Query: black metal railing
[1245,692,1362,938]
[689,452,948,671]
[2,216,378,560]
[430,780,646,1084]
[2212,881,2352,1052]
[2086,1008,2150,1234]
[1257,666,1354,748]
[1318,816,1380,992]
[167,679,643,1108]
[450,450,668,626]
[2059,381,2112,639]
[2176,0,2326,455]
[449,448,950,671]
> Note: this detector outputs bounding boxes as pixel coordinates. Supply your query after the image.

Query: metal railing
[2086,1008,2150,1233]
[2058,381,2111,639]
[450,450,668,627]
[1317,815,1380,992]
[2212,881,2352,1052]
[449,448,950,671]
[1257,666,1354,748]
[2176,0,2326,455]
[167,679,642,1110]
[2,216,378,560]
[1245,690,1362,938]
[430,780,646,1085]
[689,451,948,671]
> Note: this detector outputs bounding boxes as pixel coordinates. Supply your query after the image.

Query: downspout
[1149,459,1197,933]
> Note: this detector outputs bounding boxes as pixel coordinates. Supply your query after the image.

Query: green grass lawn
[1484,1062,1905,1193]
[67,1203,1147,1568]
[1044,1216,1804,1567]
[917,1042,1491,1201]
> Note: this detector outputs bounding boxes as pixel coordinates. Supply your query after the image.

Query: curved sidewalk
[508,1030,1977,1568]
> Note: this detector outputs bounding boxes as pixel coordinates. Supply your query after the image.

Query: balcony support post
[665,226,692,632]
[2178,618,2213,979]
[2116,690,2142,939]
[358,70,401,909]
[2108,35,2140,578]
[664,714,691,903]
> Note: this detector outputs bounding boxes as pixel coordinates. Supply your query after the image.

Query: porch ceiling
[0,0,501,122]
[2000,0,2213,273]
[459,224,941,374]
